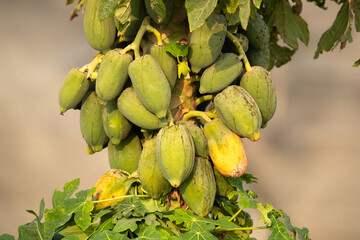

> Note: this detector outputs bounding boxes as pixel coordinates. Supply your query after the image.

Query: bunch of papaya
[59,0,278,220]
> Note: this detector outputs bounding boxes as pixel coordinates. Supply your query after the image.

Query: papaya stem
[92,194,149,203]
[146,25,163,46]
[183,110,212,123]
[226,31,253,72]
[228,206,244,222]
[206,111,217,119]
[167,108,174,126]
[86,53,104,79]
[213,226,268,232]
[79,64,89,73]
[187,75,200,83]
[195,95,214,107]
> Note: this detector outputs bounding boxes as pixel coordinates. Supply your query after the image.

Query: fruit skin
[150,44,177,89]
[59,68,89,114]
[107,131,141,174]
[117,87,168,130]
[102,99,132,145]
[199,53,244,94]
[247,47,270,70]
[80,92,109,153]
[156,124,195,188]
[222,33,249,54]
[92,169,127,210]
[96,49,133,102]
[214,85,262,141]
[204,118,248,177]
[177,121,209,158]
[83,0,116,52]
[144,0,174,28]
[128,54,171,118]
[240,66,276,127]
[188,13,227,73]
[179,157,216,217]
[243,13,269,50]
[138,138,171,199]
[213,168,235,198]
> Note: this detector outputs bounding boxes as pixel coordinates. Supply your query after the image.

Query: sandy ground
[0,1,359,239]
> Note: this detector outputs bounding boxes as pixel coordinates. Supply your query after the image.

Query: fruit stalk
[226,31,253,72]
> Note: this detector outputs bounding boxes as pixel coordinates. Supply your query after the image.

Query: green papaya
[102,99,132,145]
[59,68,89,114]
[222,33,249,54]
[144,0,174,28]
[243,13,269,50]
[239,66,276,127]
[247,47,270,70]
[80,92,109,152]
[156,124,195,187]
[150,44,177,89]
[213,168,235,198]
[128,54,171,118]
[177,121,209,158]
[117,87,168,130]
[179,157,216,217]
[96,49,133,102]
[114,0,145,42]
[199,53,244,94]
[214,86,262,141]
[108,131,141,174]
[188,14,227,73]
[138,138,171,199]
[83,0,116,52]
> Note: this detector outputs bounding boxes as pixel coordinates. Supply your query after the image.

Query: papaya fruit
[117,87,168,130]
[92,169,127,210]
[150,44,177,89]
[80,92,108,153]
[83,0,116,52]
[96,49,133,102]
[138,138,171,199]
[144,0,174,28]
[199,53,244,94]
[107,131,141,174]
[243,13,269,50]
[102,99,132,145]
[213,168,235,199]
[179,157,216,217]
[214,85,262,141]
[247,46,270,70]
[204,118,248,177]
[156,124,195,187]
[239,66,276,127]
[59,68,89,114]
[128,54,171,118]
[222,33,249,54]
[177,121,209,158]
[188,13,227,73]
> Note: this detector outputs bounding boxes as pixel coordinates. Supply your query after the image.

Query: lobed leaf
[91,230,129,240]
[185,0,218,32]
[98,0,126,21]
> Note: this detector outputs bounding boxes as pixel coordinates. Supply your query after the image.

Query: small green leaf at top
[185,0,218,32]
[52,178,80,208]
[256,202,274,226]
[164,42,189,58]
[0,234,15,240]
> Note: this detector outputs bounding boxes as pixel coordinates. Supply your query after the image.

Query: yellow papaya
[204,118,248,177]
[144,0,174,28]
[102,99,132,145]
[214,85,262,141]
[179,157,216,217]
[188,14,227,73]
[156,125,195,187]
[92,169,127,210]
[83,0,116,52]
[138,138,171,199]
[96,49,133,102]
[107,131,141,174]
[177,121,209,158]
[59,68,89,114]
[128,54,171,118]
[80,92,109,153]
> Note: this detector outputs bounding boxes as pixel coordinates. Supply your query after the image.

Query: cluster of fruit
[58,0,276,217]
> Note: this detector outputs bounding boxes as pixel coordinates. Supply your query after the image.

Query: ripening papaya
[107,131,141,174]
[128,54,171,118]
[102,99,132,145]
[214,86,262,141]
[92,169,127,210]
[144,0,174,28]
[199,53,243,94]
[247,46,270,70]
[80,92,108,153]
[188,14,227,73]
[239,66,276,127]
[243,13,269,50]
[83,0,116,52]
[179,157,216,217]
[213,168,235,199]
[117,87,168,130]
[59,68,89,114]
[204,118,248,177]
[156,124,195,187]
[96,49,132,102]
[138,138,171,199]
[177,121,209,158]
[150,44,177,89]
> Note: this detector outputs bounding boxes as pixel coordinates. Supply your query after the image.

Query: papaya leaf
[0,235,14,240]
[63,236,81,240]
[58,225,93,240]
[52,178,80,208]
[164,42,189,57]
[94,218,114,233]
[136,225,162,239]
[238,0,251,30]
[113,197,147,218]
[113,218,142,232]
[353,59,360,67]
[268,216,292,240]
[66,0,76,5]
[92,209,112,223]
[91,230,130,240]
[18,220,42,240]
[99,0,126,21]
[185,0,218,32]
[177,61,190,78]
[74,200,94,231]
[144,214,160,226]
[179,229,218,240]
[223,0,239,13]
[295,227,311,240]
[226,178,257,208]
[256,202,274,226]
[252,0,262,9]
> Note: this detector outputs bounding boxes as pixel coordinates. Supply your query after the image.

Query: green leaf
[113,218,141,232]
[295,227,311,240]
[0,234,15,240]
[18,220,42,240]
[315,1,351,58]
[227,178,257,209]
[256,202,274,226]
[114,197,147,218]
[52,178,80,208]
[353,59,360,67]
[91,231,129,240]
[252,0,262,9]
[94,218,114,233]
[63,236,81,240]
[223,0,239,13]
[179,229,218,240]
[185,0,218,32]
[269,39,295,69]
[98,0,126,22]
[74,200,94,231]
[240,173,258,184]
[144,214,160,226]
[92,209,113,223]
[146,0,167,23]
[268,216,292,240]
[59,225,93,240]
[66,0,76,5]
[238,0,251,30]
[164,42,189,57]
[177,61,190,78]
[136,225,162,239]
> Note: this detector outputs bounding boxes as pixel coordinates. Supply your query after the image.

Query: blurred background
[0,0,359,239]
